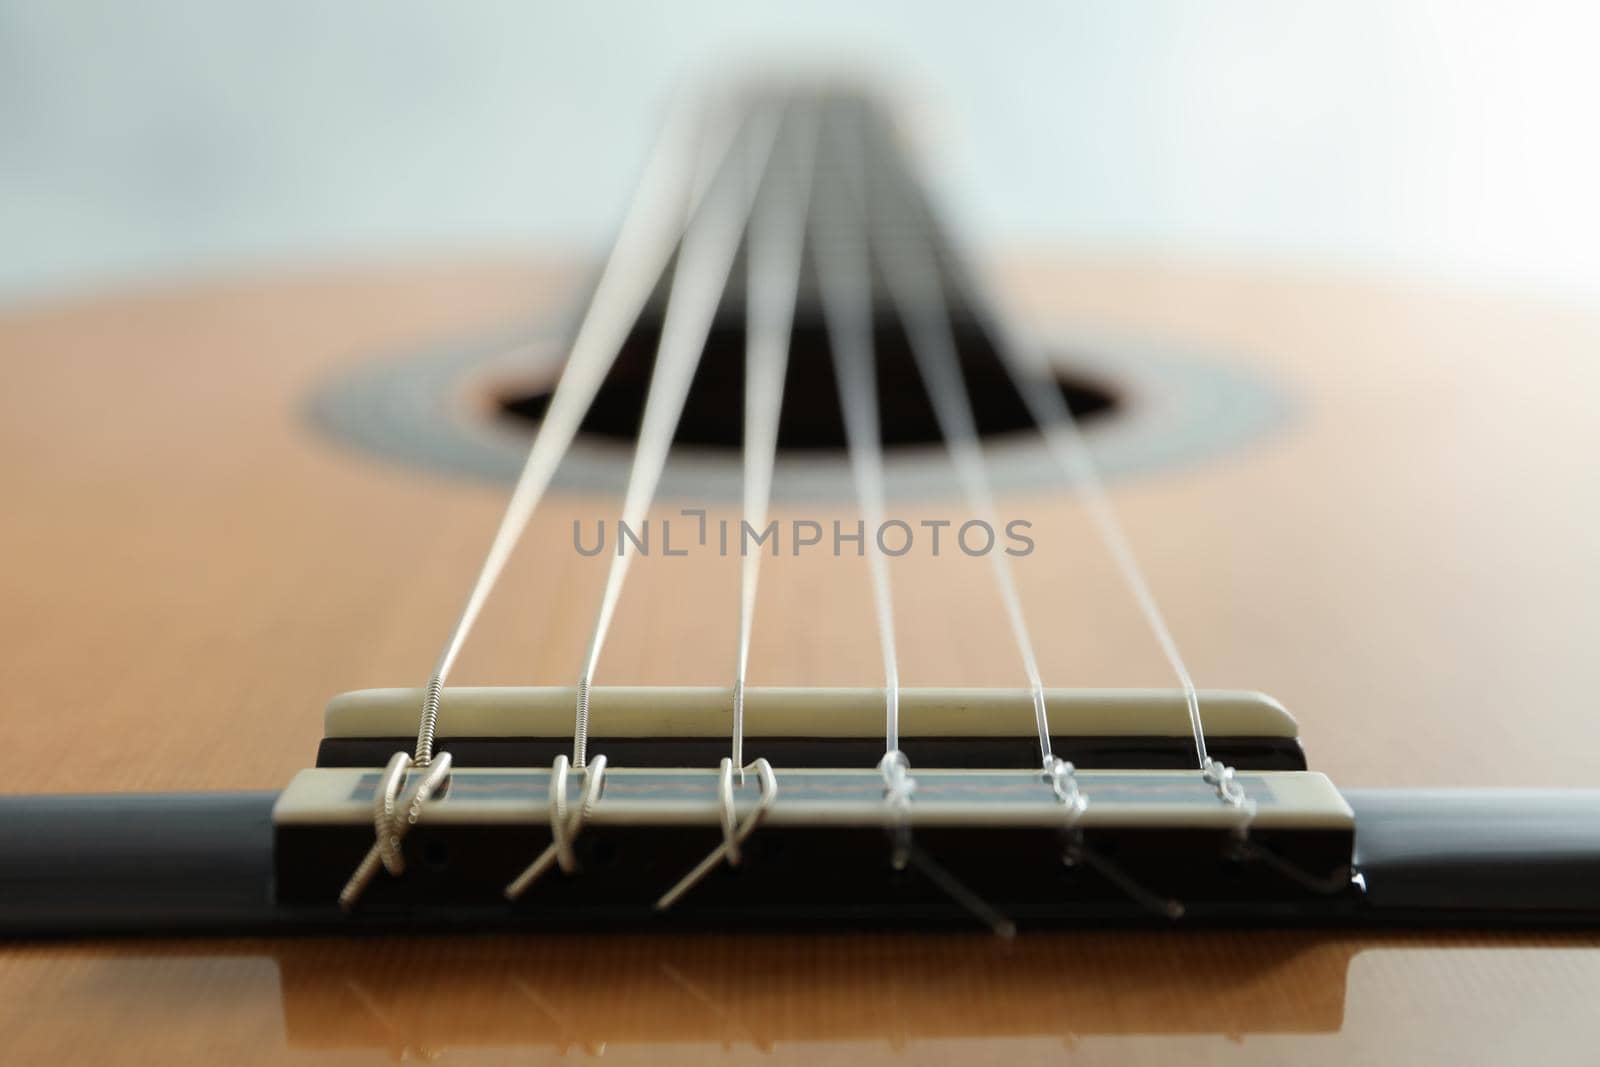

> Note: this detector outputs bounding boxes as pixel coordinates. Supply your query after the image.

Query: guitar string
[357,91,1233,925]
[412,86,1208,788]
[810,105,1018,932]
[1021,359,1212,768]
[875,114,1214,771]
[849,104,1056,771]
[731,103,821,770]
[980,260,1212,770]
[408,96,741,766]
[571,104,784,768]
[811,104,903,760]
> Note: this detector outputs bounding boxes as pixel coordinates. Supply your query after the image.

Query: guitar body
[2,255,1598,1062]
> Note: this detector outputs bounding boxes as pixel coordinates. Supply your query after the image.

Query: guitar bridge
[273,687,1357,929]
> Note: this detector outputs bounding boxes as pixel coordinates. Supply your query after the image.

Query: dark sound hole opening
[497,316,1119,451]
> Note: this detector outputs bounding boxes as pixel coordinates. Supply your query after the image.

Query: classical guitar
[3,85,1598,1062]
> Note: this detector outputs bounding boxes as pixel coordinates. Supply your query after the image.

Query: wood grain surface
[2,257,1597,1062]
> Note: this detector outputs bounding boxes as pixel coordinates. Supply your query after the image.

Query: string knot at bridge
[1203,758,1250,807]
[504,753,609,900]
[879,749,916,805]
[878,750,916,870]
[1203,758,1259,843]
[1045,757,1088,819]
[337,749,453,912]
[655,757,778,911]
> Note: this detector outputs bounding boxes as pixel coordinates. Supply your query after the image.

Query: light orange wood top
[1,257,1598,1062]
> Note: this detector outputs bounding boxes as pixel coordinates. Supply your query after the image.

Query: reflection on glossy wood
[273,931,1352,1051]
[2,260,1600,1062]
[1,933,1597,1064]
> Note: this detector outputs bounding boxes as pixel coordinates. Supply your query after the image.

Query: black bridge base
[2,790,1599,937]
[316,735,1308,772]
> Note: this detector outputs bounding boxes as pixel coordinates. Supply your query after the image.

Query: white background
[3,0,1598,307]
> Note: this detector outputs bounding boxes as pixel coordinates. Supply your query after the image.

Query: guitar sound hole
[498,317,1118,451]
